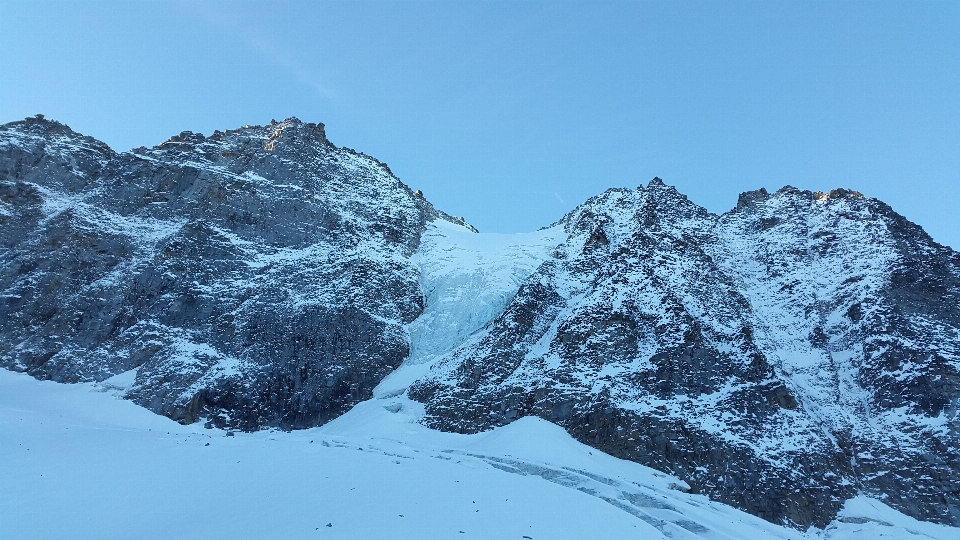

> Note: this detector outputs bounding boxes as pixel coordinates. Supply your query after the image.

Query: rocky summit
[1,115,957,530]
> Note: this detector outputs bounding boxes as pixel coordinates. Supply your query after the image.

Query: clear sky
[1,1,957,248]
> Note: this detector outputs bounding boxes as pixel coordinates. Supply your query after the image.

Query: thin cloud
[178,0,336,100]
[247,36,337,100]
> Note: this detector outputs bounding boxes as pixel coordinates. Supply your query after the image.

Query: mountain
[0,114,472,431]
[1,115,957,531]
[410,180,960,528]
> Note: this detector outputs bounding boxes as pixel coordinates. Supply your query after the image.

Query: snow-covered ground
[2,221,957,539]
[2,369,954,540]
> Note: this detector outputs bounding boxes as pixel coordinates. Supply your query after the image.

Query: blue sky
[1,1,957,248]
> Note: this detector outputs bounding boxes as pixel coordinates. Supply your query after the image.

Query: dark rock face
[410,179,960,528]
[0,115,464,430]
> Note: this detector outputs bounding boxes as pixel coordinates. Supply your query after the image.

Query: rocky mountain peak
[8,113,79,137]
[0,116,115,194]
[147,116,333,167]
[735,186,771,209]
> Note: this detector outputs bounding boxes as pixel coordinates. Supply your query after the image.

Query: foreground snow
[2,369,955,540]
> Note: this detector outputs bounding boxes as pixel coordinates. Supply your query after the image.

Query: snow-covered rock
[410,179,959,528]
[0,115,473,430]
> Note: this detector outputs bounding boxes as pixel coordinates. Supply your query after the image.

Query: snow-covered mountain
[411,181,960,528]
[0,115,471,431]
[1,115,957,535]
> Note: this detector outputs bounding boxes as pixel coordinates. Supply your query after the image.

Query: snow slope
[2,368,955,540]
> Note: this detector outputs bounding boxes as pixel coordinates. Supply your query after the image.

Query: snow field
[3,368,955,540]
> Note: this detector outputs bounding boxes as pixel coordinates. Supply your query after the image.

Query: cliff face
[0,115,469,430]
[410,179,960,528]
[2,116,957,530]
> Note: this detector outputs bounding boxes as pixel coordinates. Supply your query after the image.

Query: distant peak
[813,188,865,202]
[265,117,325,134]
[643,177,688,203]
[4,113,74,135]
[153,118,329,152]
[264,117,327,148]
[736,187,770,209]
[645,177,682,194]
[732,186,872,213]
[1,114,113,154]
[775,185,800,195]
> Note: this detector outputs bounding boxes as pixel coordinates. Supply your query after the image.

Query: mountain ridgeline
[1,115,957,529]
